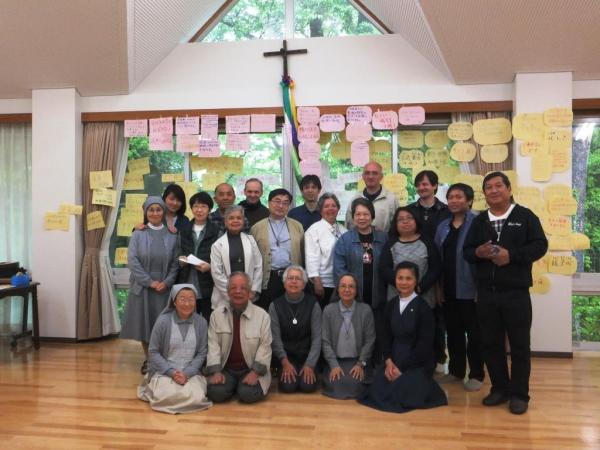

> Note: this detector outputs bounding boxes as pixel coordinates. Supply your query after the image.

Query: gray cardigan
[321,300,375,369]
[147,310,208,379]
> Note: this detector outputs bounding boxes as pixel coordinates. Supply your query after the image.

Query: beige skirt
[138,374,212,414]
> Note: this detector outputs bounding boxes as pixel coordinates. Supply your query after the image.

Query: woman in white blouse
[305,193,347,309]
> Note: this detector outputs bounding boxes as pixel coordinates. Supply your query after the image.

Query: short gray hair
[282,265,308,283]
[223,204,245,220]
[226,271,252,291]
[317,192,341,212]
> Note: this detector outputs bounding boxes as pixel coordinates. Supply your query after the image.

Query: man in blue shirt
[288,175,322,231]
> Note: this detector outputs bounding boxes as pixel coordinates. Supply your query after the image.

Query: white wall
[31,88,83,338]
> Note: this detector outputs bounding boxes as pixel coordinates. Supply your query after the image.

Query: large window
[201,0,381,42]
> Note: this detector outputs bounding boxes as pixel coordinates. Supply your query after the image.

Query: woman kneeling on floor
[138,284,212,414]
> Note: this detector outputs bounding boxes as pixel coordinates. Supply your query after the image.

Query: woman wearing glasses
[305,193,347,309]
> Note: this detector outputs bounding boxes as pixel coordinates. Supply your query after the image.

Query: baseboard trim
[531,351,573,359]
[40,334,119,344]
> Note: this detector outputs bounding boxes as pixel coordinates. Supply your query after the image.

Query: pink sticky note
[149,117,173,135]
[198,140,220,157]
[399,106,425,125]
[351,142,370,166]
[299,142,321,160]
[298,125,320,142]
[226,133,250,152]
[201,114,219,140]
[175,116,200,135]
[346,106,372,124]
[346,123,372,142]
[149,134,173,151]
[300,159,322,177]
[176,134,200,153]
[226,115,250,134]
[319,114,345,132]
[251,114,276,133]
[372,111,399,130]
[297,107,320,125]
[124,120,148,137]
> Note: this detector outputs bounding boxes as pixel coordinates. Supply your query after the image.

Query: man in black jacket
[464,172,547,415]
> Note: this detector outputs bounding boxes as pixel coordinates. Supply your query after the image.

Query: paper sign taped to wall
[453,173,484,191]
[530,275,551,294]
[114,247,128,265]
[399,106,425,125]
[128,157,150,175]
[473,118,512,145]
[480,144,509,163]
[551,147,571,173]
[543,107,573,127]
[545,127,572,153]
[201,114,219,140]
[512,113,544,141]
[92,188,117,207]
[59,203,83,215]
[424,130,449,148]
[149,117,173,135]
[548,235,572,251]
[544,184,572,199]
[399,130,424,149]
[548,255,577,275]
[149,134,173,151]
[162,173,185,183]
[298,125,321,142]
[399,150,425,169]
[437,165,460,184]
[299,159,322,177]
[226,134,250,152]
[543,215,571,236]
[532,253,551,275]
[126,193,147,210]
[346,123,372,142]
[197,140,221,158]
[372,111,398,130]
[225,115,250,134]
[175,116,200,135]
[547,196,577,215]
[119,207,143,223]
[86,211,105,231]
[319,114,345,132]
[299,141,321,160]
[425,148,450,168]
[44,212,70,231]
[370,140,391,153]
[297,107,320,125]
[570,233,590,250]
[350,142,370,166]
[123,172,144,190]
[89,170,113,189]
[176,134,200,153]
[117,219,134,237]
[519,140,548,157]
[450,142,476,162]
[447,122,473,141]
[514,186,543,210]
[383,173,408,192]
[124,120,148,137]
[251,114,276,133]
[472,191,487,210]
[531,154,553,182]
[346,106,372,124]
[202,173,224,189]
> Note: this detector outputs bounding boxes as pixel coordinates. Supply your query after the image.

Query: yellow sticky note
[86,211,105,231]
[331,142,350,159]
[480,144,509,163]
[123,172,144,190]
[544,127,572,152]
[570,233,590,250]
[425,148,449,168]
[162,173,185,183]
[370,140,392,153]
[548,255,577,275]
[128,157,151,175]
[126,193,147,210]
[548,235,572,251]
[370,153,391,173]
[399,130,424,148]
[532,253,551,276]
[117,219,134,237]
[543,184,572,200]
[450,142,476,162]
[437,165,460,184]
[512,113,544,141]
[399,150,425,169]
[547,196,577,216]
[514,186,543,210]
[501,170,518,188]
[531,154,552,182]
[383,173,408,193]
[551,147,571,173]
[120,207,144,224]
[542,215,571,236]
[472,191,487,211]
[222,156,244,174]
[92,188,117,207]
[447,122,473,141]
[177,182,199,201]
[530,275,551,294]
[473,118,512,145]
[44,212,70,231]
[89,170,113,189]
[543,107,573,127]
[202,173,224,190]
[424,130,449,149]
[396,189,409,206]
[453,173,484,191]
[519,140,548,157]
[114,247,128,266]
[58,203,83,215]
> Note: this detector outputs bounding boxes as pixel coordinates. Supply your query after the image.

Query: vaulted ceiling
[1,0,599,99]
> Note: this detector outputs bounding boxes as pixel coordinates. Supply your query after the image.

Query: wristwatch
[359,360,367,367]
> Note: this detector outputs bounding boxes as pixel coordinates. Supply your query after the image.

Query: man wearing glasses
[250,188,304,311]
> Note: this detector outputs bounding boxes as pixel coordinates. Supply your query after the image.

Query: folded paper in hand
[179,254,207,266]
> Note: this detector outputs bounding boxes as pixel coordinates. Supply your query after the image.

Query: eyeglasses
[192,204,210,210]
[397,216,415,223]
[176,298,196,305]
[285,276,304,282]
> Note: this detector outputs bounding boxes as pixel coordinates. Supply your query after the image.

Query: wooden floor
[1,339,599,450]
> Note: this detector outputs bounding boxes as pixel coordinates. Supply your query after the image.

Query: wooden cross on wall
[263,40,308,78]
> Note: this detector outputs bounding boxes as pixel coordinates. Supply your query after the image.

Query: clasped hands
[475,240,510,266]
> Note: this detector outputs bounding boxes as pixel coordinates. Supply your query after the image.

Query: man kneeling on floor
[206,272,272,403]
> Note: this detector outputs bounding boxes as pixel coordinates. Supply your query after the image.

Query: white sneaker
[437,373,463,384]
[464,378,483,392]
[435,362,447,374]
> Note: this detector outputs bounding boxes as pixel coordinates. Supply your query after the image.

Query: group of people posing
[121,162,548,416]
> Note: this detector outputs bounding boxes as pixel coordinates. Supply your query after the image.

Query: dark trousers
[312,286,335,310]
[477,288,532,401]
[372,307,386,367]
[207,368,265,404]
[256,270,285,311]
[196,297,212,322]
[278,361,318,393]
[433,305,447,364]
[443,298,484,381]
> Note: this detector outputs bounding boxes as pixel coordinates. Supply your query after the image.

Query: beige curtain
[77,122,122,340]
[452,112,513,175]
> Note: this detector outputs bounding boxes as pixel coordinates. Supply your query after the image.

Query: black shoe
[509,397,529,414]
[482,391,509,406]
[140,360,148,375]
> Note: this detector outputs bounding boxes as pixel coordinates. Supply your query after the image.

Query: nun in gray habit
[138,284,212,414]
[121,196,179,373]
